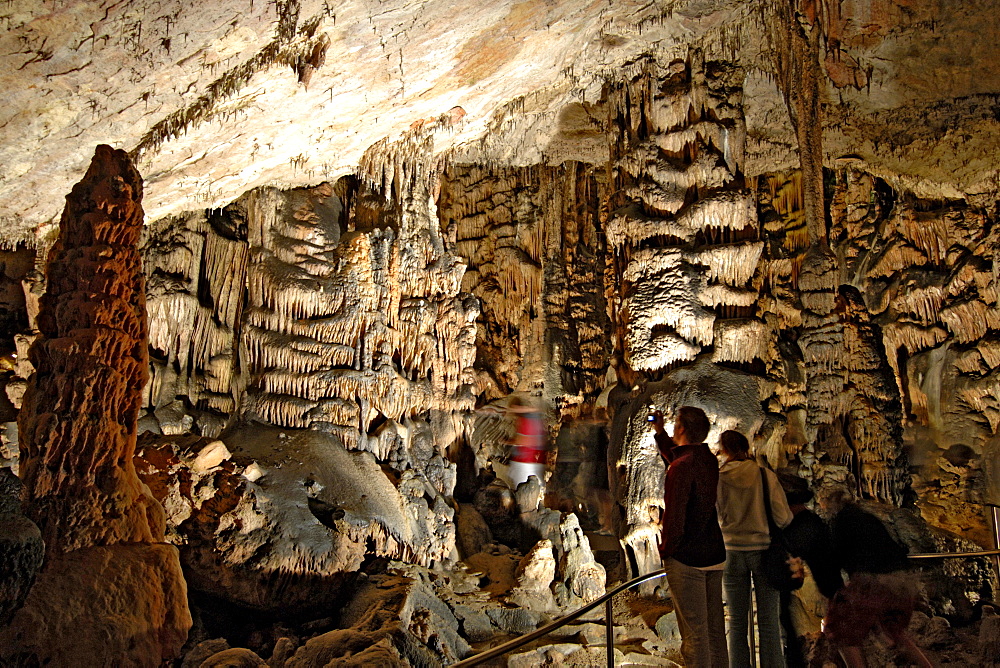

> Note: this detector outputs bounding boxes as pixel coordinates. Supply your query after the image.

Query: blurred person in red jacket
[507,395,546,489]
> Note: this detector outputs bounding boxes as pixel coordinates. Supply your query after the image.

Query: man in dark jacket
[778,475,843,667]
[653,406,728,668]
[820,486,932,668]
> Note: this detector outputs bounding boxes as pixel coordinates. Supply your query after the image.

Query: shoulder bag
[759,466,804,592]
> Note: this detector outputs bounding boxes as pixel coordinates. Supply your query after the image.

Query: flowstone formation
[128,140,480,614]
[0,145,190,666]
[827,172,1000,542]
[438,161,611,408]
[603,53,773,576]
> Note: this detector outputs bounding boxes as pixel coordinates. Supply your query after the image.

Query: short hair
[677,406,710,444]
[719,430,750,458]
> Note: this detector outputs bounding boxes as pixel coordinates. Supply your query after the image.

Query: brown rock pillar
[18,144,164,553]
[1,145,190,666]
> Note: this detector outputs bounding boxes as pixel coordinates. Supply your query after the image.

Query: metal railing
[452,567,668,668]
[907,548,1000,559]
[453,547,1000,668]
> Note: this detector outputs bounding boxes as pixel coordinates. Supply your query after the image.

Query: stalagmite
[19,145,162,552]
[1,145,190,666]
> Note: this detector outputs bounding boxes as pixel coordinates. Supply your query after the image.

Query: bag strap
[759,466,781,539]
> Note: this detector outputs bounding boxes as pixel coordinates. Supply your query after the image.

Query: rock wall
[827,171,999,544]
[4,59,983,594]
[438,161,612,410]
[437,55,997,564]
[133,125,479,603]
[1,57,987,626]
[142,127,477,459]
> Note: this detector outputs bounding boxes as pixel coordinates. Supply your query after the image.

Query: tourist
[716,430,792,668]
[507,395,546,489]
[819,485,932,668]
[777,474,843,667]
[652,407,728,668]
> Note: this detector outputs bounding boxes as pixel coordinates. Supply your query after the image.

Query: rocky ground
[4,433,1000,667]
[170,561,1000,667]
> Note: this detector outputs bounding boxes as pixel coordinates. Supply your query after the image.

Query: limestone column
[605,53,767,578]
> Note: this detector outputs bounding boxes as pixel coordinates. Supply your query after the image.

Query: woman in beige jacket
[717,430,793,667]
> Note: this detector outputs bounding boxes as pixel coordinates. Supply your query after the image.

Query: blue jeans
[664,558,729,668]
[724,549,785,667]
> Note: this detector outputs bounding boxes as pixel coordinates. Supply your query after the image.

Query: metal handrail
[452,547,1000,667]
[452,568,668,668]
[908,548,1000,559]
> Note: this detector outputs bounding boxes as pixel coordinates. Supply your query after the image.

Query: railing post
[992,505,1000,588]
[606,596,615,668]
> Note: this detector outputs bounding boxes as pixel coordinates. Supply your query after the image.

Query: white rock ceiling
[1,0,998,244]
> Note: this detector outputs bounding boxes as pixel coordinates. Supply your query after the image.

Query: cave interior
[1,0,1000,666]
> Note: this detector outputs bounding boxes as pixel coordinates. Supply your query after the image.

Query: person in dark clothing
[652,407,728,668]
[777,475,843,667]
[819,486,932,668]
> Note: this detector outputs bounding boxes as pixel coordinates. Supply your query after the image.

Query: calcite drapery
[18,144,165,554]
[607,53,762,374]
[605,54,773,577]
[438,162,612,408]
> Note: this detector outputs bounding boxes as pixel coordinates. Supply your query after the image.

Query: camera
[647,414,657,422]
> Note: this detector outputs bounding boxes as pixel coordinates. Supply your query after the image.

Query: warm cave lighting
[0,2,996,666]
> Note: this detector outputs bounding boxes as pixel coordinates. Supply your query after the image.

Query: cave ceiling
[1,0,998,244]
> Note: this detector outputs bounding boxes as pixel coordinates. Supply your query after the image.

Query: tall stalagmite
[18,144,164,553]
[1,145,190,666]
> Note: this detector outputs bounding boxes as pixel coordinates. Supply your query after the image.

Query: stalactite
[765,0,826,245]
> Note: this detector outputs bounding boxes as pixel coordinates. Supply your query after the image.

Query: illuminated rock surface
[0,145,190,666]
[0,0,998,665]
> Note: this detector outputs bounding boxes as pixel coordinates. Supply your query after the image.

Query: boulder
[507,539,557,611]
[135,424,457,612]
[449,603,496,643]
[181,639,231,668]
[192,440,232,473]
[0,543,191,667]
[0,512,43,626]
[286,565,470,667]
[200,648,268,667]
[0,468,43,626]
[455,502,492,558]
[268,637,298,668]
[981,605,1000,666]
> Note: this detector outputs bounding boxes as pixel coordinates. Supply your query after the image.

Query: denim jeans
[664,557,729,668]
[724,549,785,667]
